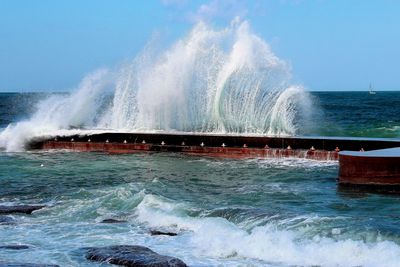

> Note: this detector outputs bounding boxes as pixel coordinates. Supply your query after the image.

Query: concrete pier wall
[41,141,338,160]
[28,132,400,161]
[29,132,400,152]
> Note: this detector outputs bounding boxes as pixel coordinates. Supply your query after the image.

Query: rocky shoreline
[0,203,187,267]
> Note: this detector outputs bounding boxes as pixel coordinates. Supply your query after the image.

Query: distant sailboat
[369,83,376,95]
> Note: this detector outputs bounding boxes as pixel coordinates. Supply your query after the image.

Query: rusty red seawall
[28,132,400,185]
[40,140,338,160]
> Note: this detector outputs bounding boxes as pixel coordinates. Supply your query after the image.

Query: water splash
[105,20,314,134]
[0,69,112,151]
[0,20,316,151]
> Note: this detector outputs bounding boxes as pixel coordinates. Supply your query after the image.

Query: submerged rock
[85,245,187,267]
[0,245,30,250]
[0,216,16,225]
[0,205,45,215]
[150,230,178,236]
[100,219,127,224]
[0,262,59,267]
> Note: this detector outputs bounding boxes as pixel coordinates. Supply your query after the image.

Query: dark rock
[0,215,16,225]
[0,245,30,250]
[100,219,127,224]
[85,245,187,267]
[150,230,178,236]
[0,205,46,215]
[0,262,59,267]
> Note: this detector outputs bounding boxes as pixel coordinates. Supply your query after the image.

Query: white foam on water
[1,181,398,266]
[254,157,338,168]
[198,156,337,169]
[134,193,400,267]
[0,19,315,151]
[0,69,112,151]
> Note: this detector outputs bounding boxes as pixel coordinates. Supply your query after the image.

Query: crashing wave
[0,19,315,151]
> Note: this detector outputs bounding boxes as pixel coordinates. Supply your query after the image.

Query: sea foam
[134,193,400,267]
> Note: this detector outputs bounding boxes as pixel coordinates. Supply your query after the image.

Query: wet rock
[85,245,187,267]
[100,219,127,224]
[0,216,16,225]
[150,230,178,236]
[0,262,59,267]
[0,245,30,250]
[0,205,46,215]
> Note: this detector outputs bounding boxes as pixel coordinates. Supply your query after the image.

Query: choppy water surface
[1,152,400,266]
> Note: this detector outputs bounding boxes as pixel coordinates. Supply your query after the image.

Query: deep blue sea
[1,92,400,266]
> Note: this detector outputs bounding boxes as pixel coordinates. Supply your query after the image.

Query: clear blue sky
[0,0,399,92]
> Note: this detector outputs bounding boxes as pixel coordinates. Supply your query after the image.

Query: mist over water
[0,20,315,151]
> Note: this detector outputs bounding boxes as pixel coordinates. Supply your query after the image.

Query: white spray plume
[0,20,315,151]
[0,69,111,151]
[103,19,313,133]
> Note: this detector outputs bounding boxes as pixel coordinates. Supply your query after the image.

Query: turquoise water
[1,92,400,266]
[1,152,400,266]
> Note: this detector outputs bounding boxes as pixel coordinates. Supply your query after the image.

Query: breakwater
[28,132,400,161]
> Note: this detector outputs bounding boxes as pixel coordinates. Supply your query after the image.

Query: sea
[0,91,400,267]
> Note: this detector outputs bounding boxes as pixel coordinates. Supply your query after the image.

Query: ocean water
[315,91,400,138]
[1,92,400,267]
